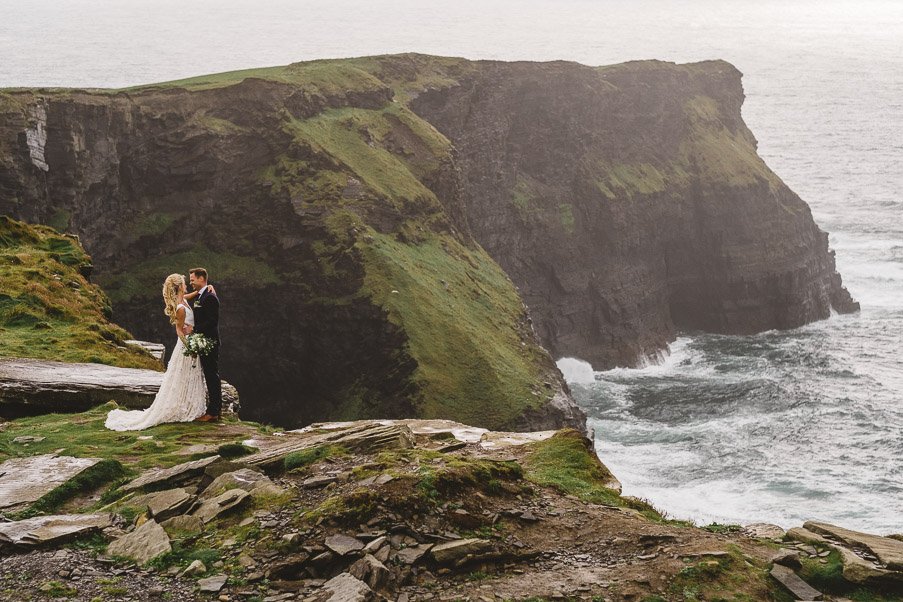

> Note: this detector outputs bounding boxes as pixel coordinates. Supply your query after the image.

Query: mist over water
[2,0,901,532]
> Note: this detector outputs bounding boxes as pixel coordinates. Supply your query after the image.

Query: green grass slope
[0,216,160,369]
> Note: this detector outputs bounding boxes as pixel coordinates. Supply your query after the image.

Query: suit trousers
[200,343,222,416]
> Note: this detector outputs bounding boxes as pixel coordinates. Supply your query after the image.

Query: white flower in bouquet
[183,333,216,358]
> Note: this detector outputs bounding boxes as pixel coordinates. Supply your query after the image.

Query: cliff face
[0,54,855,426]
[409,59,858,367]
[0,59,581,431]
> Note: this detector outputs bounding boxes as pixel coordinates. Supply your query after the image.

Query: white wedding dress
[105,301,206,431]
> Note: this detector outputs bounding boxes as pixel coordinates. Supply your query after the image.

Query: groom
[189,267,222,422]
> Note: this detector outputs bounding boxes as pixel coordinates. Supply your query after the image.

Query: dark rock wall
[410,59,857,368]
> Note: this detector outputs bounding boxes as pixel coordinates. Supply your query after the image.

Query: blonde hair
[162,273,185,325]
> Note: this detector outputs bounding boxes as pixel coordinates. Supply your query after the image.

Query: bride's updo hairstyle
[162,273,186,325]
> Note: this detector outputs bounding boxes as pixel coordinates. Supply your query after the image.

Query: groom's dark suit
[193,285,222,416]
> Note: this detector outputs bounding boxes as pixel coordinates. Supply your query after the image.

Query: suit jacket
[193,287,220,341]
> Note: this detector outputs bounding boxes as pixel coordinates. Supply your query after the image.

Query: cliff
[409,58,859,366]
[0,54,854,428]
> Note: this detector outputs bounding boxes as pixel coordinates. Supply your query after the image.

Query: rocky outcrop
[786,522,903,587]
[0,54,854,430]
[409,59,858,367]
[0,356,239,418]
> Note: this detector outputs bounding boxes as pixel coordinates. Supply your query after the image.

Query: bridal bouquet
[183,333,216,358]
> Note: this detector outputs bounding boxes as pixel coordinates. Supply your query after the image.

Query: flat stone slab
[198,574,228,593]
[321,573,372,601]
[122,455,221,493]
[805,521,903,571]
[128,488,194,521]
[0,357,239,416]
[770,565,823,600]
[246,421,414,468]
[106,518,171,565]
[0,454,102,510]
[393,543,433,565]
[0,513,113,547]
[325,534,365,556]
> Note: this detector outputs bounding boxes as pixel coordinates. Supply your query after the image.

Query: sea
[1,0,901,533]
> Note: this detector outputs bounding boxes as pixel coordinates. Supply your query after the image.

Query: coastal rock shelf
[0,411,896,601]
[0,357,239,417]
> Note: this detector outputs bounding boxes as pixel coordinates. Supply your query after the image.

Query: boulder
[191,488,251,523]
[160,514,204,536]
[124,340,165,363]
[393,543,433,565]
[128,488,194,521]
[743,523,786,541]
[0,454,103,510]
[181,559,206,577]
[320,573,373,602]
[201,468,282,499]
[770,549,802,569]
[106,519,171,565]
[0,513,113,547]
[122,455,221,492]
[787,526,902,586]
[349,554,390,590]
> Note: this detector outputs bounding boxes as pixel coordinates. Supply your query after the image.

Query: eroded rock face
[410,59,858,368]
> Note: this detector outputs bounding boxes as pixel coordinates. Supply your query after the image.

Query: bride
[105,273,207,431]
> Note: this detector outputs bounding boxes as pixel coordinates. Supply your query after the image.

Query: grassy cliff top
[0,216,160,369]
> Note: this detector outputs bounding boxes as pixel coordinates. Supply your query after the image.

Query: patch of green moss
[670,548,777,601]
[283,444,348,471]
[796,550,903,601]
[286,106,446,204]
[559,203,575,233]
[593,162,669,199]
[0,216,160,369]
[511,176,538,212]
[0,403,269,472]
[523,430,675,522]
[358,230,553,429]
[97,243,278,304]
[523,430,623,504]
